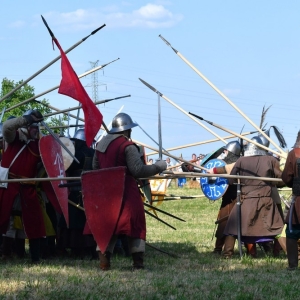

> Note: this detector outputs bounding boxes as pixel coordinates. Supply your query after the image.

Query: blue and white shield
[200,158,228,201]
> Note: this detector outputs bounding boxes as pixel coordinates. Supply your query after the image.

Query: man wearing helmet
[281,131,300,270]
[207,140,241,258]
[92,112,167,270]
[224,136,284,258]
[0,110,45,263]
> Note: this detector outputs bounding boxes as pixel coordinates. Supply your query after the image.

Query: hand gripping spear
[159,35,285,156]
[0,21,106,104]
[188,112,285,159]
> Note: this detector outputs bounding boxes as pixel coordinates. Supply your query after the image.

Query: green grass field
[0,183,295,300]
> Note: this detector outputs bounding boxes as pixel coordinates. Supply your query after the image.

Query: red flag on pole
[53,38,103,147]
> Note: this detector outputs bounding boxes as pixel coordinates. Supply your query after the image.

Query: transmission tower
[89,60,99,103]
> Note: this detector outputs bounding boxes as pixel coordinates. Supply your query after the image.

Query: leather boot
[29,238,40,264]
[213,237,225,254]
[98,251,111,270]
[222,236,236,258]
[15,238,25,259]
[245,243,257,258]
[132,252,144,270]
[286,238,298,270]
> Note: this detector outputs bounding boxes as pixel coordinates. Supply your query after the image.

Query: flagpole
[159,35,285,156]
[0,21,106,104]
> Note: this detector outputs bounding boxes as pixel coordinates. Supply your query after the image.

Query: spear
[0,24,106,104]
[159,35,285,156]
[188,112,285,159]
[41,95,130,119]
[133,139,208,171]
[5,59,120,113]
[146,130,257,156]
[138,78,227,144]
[136,121,180,164]
[0,172,284,184]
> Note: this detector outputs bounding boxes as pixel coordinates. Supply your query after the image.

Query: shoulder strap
[9,142,29,168]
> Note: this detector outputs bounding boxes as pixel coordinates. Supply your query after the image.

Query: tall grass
[0,183,294,300]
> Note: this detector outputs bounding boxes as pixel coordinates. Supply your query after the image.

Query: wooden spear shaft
[159,35,284,155]
[0,24,106,104]
[146,131,254,156]
[6,61,121,114]
[160,93,227,144]
[189,114,284,158]
[132,139,208,171]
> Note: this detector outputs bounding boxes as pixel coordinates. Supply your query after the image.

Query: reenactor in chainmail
[92,113,167,270]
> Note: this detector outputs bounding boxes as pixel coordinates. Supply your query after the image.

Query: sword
[41,121,80,164]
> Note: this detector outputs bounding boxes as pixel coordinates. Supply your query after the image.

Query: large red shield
[81,167,126,253]
[39,135,69,226]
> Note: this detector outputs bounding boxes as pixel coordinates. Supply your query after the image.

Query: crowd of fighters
[0,108,300,271]
[205,132,300,270]
[0,110,166,269]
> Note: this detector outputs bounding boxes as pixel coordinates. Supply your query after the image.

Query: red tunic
[0,132,46,239]
[96,136,146,240]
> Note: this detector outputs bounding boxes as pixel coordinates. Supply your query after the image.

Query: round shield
[201,147,224,166]
[200,158,228,201]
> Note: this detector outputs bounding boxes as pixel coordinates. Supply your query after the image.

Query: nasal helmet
[244,136,267,156]
[73,128,86,141]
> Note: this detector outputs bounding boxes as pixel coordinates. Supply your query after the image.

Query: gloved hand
[181,163,194,172]
[154,159,167,173]
[23,110,44,125]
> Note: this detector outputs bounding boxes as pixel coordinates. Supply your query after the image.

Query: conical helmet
[244,136,267,156]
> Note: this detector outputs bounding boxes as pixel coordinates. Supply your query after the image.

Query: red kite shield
[81,167,126,253]
[39,135,69,226]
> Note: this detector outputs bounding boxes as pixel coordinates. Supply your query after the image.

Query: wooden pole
[133,139,208,171]
[146,131,254,156]
[159,35,285,155]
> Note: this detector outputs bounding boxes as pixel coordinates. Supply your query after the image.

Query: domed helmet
[224,141,241,156]
[109,113,138,134]
[244,136,267,157]
[258,128,270,147]
[73,128,86,141]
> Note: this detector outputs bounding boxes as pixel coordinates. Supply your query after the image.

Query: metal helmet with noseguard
[109,113,138,134]
[224,141,241,156]
[73,128,86,141]
[244,136,267,157]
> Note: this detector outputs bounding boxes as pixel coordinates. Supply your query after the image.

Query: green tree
[0,78,67,134]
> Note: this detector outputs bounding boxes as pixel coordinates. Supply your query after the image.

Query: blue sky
[1,1,299,161]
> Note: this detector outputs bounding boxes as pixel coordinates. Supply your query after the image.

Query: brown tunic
[281,148,300,224]
[224,155,284,238]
